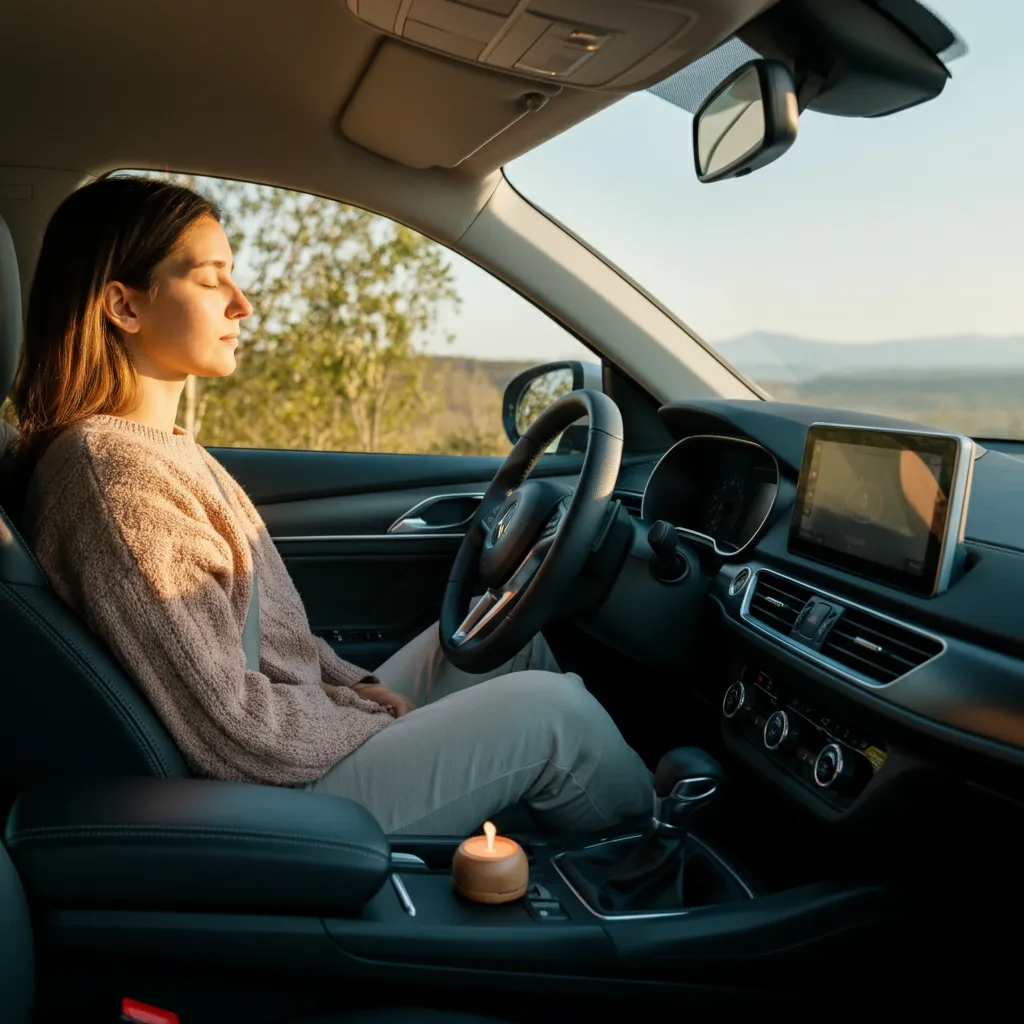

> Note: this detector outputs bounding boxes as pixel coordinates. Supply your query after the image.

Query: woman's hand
[352,681,416,719]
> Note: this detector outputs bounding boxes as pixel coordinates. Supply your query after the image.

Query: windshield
[507,0,1024,441]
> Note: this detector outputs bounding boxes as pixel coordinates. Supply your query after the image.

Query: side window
[128,173,594,455]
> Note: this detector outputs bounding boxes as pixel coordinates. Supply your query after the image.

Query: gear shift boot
[556,834,749,915]
[554,747,750,916]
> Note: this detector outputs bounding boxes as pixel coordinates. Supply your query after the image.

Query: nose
[229,284,253,320]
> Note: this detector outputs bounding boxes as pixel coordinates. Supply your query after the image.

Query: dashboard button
[722,682,741,718]
[723,681,755,720]
[728,567,752,597]
[764,710,797,751]
[814,742,855,791]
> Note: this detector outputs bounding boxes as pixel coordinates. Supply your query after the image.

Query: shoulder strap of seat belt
[208,468,260,672]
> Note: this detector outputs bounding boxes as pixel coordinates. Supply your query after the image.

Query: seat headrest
[0,214,21,401]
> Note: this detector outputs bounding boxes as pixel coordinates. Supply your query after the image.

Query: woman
[9,176,651,835]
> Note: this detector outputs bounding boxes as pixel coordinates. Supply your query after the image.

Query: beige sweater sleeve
[32,435,391,786]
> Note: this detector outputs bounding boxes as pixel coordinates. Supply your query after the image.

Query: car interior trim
[387,493,485,534]
[739,567,948,690]
[272,533,468,542]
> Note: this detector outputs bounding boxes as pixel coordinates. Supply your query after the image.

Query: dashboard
[617,397,1024,825]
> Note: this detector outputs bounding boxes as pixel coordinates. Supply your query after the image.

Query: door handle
[388,493,484,535]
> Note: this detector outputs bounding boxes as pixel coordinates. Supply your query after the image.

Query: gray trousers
[308,623,652,836]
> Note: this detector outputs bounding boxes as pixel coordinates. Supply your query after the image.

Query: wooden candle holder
[451,822,528,904]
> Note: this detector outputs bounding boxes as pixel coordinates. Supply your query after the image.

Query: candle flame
[483,820,497,852]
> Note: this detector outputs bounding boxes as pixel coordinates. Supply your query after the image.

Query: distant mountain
[715,332,1024,383]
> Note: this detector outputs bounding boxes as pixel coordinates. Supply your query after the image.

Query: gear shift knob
[652,747,723,833]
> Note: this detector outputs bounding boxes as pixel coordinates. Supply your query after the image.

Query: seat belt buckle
[121,997,180,1024]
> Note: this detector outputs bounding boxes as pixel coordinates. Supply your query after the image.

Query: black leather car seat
[0,212,189,805]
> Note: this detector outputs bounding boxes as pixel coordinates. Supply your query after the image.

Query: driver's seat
[0,215,189,806]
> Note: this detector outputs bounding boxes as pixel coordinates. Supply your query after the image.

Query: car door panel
[211,446,584,670]
[257,484,486,539]
[278,537,463,669]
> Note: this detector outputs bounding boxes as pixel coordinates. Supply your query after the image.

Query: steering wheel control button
[722,681,755,720]
[764,709,797,751]
[728,566,752,597]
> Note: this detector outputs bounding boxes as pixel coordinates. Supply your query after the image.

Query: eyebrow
[192,258,234,271]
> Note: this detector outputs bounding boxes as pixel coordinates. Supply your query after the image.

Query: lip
[220,335,240,343]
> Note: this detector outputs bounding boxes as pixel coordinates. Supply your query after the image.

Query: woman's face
[107,215,252,379]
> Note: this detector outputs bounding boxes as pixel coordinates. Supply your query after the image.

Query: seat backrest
[0,212,188,799]
[0,840,34,1024]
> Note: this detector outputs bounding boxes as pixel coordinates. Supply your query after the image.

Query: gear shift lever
[652,747,723,832]
[557,748,724,915]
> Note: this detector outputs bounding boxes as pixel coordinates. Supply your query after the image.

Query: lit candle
[452,820,529,904]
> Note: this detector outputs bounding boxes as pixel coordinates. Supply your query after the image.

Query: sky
[435,0,1024,360]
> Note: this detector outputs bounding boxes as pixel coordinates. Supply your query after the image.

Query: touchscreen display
[789,426,963,594]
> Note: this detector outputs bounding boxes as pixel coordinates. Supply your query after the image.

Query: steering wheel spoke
[440,389,623,670]
[451,538,550,646]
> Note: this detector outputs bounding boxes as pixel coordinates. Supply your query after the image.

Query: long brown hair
[7,175,219,473]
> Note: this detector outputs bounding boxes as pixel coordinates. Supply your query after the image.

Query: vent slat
[747,572,813,634]
[823,638,901,682]
[749,601,798,632]
[823,608,942,683]
[829,621,935,662]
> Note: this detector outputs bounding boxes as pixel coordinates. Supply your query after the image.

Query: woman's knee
[502,670,613,732]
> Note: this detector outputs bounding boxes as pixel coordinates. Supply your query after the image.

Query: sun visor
[340,40,562,168]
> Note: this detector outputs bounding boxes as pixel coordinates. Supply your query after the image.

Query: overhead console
[344,0,776,90]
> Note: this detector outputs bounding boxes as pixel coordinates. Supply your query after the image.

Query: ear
[102,281,142,335]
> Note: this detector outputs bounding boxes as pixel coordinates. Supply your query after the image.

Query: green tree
[152,174,459,452]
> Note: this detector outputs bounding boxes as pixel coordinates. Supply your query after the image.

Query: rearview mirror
[693,59,798,183]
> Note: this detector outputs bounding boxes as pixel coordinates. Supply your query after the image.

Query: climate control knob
[813,742,855,791]
[763,709,797,751]
[722,681,755,720]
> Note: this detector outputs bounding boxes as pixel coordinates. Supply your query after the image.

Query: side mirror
[501,361,602,453]
[693,59,798,183]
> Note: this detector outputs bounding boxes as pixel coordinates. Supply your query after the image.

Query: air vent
[747,572,813,634]
[822,608,943,684]
[615,491,643,517]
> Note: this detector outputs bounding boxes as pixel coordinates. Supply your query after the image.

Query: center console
[721,664,886,811]
[4,773,919,1007]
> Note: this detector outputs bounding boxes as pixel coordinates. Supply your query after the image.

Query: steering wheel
[440,389,623,673]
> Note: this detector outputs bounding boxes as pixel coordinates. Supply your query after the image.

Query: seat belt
[208,469,260,672]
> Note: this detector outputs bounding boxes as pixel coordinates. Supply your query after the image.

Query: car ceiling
[0,0,775,254]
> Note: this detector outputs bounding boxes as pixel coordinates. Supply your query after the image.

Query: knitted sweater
[23,414,392,785]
